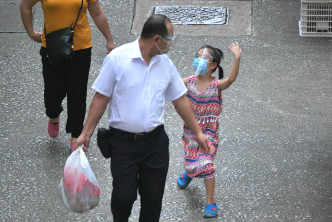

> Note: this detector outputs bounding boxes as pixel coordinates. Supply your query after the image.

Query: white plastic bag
[58,146,100,213]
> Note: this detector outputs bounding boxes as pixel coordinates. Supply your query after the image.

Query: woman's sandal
[177,171,193,189]
[203,203,218,218]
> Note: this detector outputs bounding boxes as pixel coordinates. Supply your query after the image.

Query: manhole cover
[153,5,229,25]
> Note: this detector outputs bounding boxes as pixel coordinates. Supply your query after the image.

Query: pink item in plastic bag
[58,146,100,213]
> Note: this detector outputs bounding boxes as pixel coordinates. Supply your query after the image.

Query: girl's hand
[229,42,241,59]
[30,32,42,43]
[218,42,241,91]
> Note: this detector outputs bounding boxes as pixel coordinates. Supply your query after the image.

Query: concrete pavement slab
[0,0,26,33]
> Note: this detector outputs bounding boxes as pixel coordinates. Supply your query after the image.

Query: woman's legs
[65,48,91,139]
[41,47,66,138]
[41,48,66,120]
[40,47,91,142]
[50,115,60,123]
[204,177,215,204]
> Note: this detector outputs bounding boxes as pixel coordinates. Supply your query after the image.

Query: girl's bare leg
[204,177,215,204]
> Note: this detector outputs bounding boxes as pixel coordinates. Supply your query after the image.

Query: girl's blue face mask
[192,58,210,75]
[192,49,214,75]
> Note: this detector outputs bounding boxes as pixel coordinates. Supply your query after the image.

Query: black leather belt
[109,125,164,141]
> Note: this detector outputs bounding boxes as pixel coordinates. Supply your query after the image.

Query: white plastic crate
[299,0,332,37]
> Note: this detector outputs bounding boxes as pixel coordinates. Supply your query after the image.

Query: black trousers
[109,127,169,222]
[40,47,91,138]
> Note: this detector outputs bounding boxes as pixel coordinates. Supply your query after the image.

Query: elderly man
[74,14,209,222]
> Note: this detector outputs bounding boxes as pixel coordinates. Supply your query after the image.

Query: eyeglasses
[166,35,175,41]
[160,34,175,42]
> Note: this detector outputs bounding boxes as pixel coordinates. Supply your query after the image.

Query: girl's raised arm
[218,42,241,91]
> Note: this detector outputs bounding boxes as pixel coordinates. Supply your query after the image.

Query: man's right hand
[73,134,90,152]
[72,92,110,152]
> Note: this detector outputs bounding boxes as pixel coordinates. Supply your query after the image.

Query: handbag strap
[72,0,84,31]
[44,0,84,34]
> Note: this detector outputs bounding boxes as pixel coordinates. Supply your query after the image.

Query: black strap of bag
[44,0,83,37]
[72,0,84,33]
[44,0,83,63]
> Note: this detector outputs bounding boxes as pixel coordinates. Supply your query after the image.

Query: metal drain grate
[153,5,229,25]
[299,0,332,37]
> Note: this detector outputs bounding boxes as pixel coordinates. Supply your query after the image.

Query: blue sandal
[204,203,218,218]
[177,171,192,189]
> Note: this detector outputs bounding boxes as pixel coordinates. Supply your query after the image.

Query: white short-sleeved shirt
[92,39,187,133]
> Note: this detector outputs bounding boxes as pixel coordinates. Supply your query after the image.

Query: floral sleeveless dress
[182,75,222,179]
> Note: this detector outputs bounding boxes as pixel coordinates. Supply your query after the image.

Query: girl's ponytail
[218,65,224,79]
[214,48,224,79]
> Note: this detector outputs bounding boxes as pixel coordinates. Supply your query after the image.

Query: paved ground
[0,0,331,221]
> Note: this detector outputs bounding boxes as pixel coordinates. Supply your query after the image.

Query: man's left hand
[193,132,210,153]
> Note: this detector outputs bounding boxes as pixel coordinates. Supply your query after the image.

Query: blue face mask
[192,58,209,75]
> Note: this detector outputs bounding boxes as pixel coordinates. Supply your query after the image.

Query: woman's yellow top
[34,0,96,51]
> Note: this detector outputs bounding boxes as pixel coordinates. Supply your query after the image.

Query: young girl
[177,42,241,218]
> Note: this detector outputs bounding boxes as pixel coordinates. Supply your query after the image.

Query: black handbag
[97,127,112,158]
[44,0,83,64]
